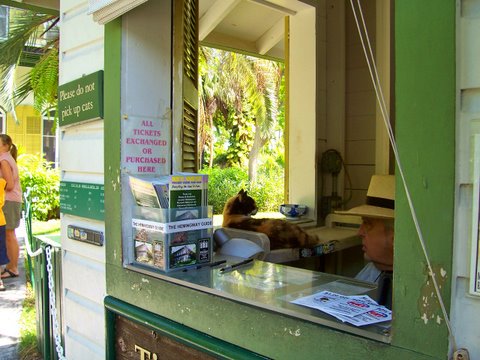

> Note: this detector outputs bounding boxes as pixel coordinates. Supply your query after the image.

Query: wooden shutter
[6,106,41,155]
[172,0,199,173]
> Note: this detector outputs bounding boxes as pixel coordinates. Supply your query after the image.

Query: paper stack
[291,290,392,327]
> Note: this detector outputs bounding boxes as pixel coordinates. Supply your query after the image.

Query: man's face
[358,217,394,271]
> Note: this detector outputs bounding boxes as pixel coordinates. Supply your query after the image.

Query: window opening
[0,6,9,40]
[198,47,286,218]
[42,110,57,167]
[0,108,5,133]
[118,0,402,346]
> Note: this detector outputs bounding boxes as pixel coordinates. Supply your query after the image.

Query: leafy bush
[200,167,249,213]
[201,166,284,214]
[18,154,60,221]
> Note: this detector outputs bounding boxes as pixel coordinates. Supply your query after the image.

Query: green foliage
[18,153,60,221]
[18,283,42,360]
[32,219,60,235]
[247,164,284,212]
[223,110,255,168]
[200,167,249,213]
[30,47,59,113]
[0,10,59,115]
[201,166,284,214]
[198,47,284,178]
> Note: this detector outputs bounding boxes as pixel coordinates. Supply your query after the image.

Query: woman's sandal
[1,269,19,279]
[0,281,5,291]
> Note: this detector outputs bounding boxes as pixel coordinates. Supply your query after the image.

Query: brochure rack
[132,205,213,272]
[128,172,212,272]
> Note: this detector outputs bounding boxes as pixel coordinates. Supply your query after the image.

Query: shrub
[18,154,60,221]
[200,166,284,214]
[200,167,249,213]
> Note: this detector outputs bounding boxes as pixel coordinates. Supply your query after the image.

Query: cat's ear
[238,189,248,201]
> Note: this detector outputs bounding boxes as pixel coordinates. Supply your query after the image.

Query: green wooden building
[8,0,478,359]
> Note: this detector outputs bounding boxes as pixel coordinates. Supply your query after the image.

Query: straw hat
[336,175,395,219]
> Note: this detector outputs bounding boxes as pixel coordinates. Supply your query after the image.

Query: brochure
[290,290,392,326]
[132,210,213,271]
[129,173,208,209]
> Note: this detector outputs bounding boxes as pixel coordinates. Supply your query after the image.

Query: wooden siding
[59,1,106,359]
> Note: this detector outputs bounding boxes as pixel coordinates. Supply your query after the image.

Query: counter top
[128,258,391,343]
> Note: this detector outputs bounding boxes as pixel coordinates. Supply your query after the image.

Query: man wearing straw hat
[336,174,395,309]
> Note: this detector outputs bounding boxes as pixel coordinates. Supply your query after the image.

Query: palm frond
[0,9,58,114]
[30,47,58,112]
[11,71,32,104]
[0,11,55,70]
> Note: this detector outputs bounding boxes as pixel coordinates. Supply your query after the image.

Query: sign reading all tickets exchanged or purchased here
[58,70,104,126]
[60,181,105,221]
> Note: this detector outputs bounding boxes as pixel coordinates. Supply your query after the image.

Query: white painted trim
[256,17,284,55]
[89,0,148,24]
[199,0,241,41]
[470,134,480,296]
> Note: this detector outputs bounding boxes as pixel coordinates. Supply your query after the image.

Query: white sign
[132,218,213,234]
[122,116,170,175]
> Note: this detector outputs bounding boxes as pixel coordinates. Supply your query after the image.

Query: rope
[24,234,43,257]
[22,188,42,258]
[349,0,457,351]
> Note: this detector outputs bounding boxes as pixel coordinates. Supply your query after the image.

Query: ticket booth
[55,0,461,359]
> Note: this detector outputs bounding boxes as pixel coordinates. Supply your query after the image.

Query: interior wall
[343,0,377,208]
[288,5,318,214]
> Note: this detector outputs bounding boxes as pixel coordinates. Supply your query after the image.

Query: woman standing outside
[0,134,22,279]
[0,177,9,289]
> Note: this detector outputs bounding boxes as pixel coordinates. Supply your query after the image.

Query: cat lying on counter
[222,189,319,250]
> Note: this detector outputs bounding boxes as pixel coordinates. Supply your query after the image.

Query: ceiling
[198,0,311,60]
[19,0,312,60]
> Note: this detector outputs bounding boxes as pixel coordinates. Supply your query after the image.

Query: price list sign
[60,181,105,221]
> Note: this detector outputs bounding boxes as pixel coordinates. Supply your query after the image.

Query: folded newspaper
[290,290,392,326]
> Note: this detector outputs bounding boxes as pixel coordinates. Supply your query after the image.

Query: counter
[126,257,391,343]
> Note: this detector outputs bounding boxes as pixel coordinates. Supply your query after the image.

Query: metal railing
[23,190,65,360]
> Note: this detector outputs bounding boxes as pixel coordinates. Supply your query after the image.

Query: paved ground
[0,223,27,360]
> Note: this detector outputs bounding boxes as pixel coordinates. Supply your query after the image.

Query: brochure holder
[132,205,213,272]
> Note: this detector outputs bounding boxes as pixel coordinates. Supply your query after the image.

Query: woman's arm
[1,160,14,192]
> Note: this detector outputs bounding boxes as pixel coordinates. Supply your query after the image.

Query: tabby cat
[222,190,318,250]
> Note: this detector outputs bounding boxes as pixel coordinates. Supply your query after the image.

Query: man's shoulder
[355,262,382,283]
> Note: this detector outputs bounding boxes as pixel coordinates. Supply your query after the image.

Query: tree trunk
[208,115,214,168]
[248,127,268,183]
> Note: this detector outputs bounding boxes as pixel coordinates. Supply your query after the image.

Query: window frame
[0,6,9,40]
[103,1,455,358]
